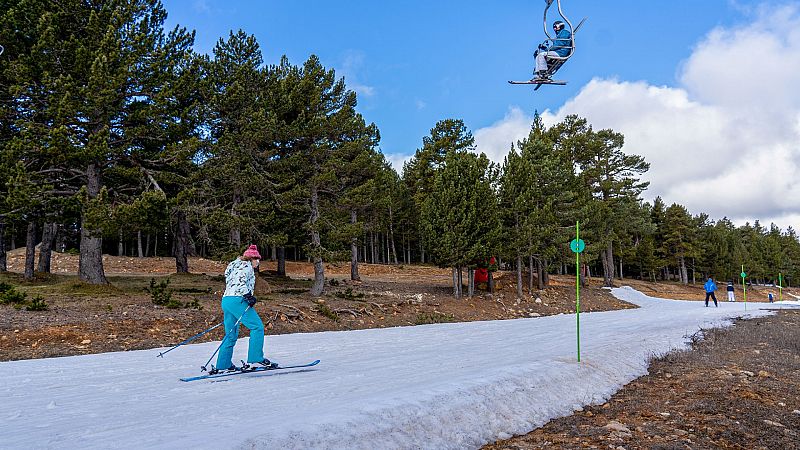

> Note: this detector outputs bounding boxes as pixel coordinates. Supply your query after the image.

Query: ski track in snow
[0,287,776,449]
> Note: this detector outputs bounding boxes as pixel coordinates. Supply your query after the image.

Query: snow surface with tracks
[0,287,775,449]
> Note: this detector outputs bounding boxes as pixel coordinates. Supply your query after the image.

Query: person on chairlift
[534,20,572,79]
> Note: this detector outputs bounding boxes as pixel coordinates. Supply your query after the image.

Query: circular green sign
[740,272,747,278]
[570,239,586,253]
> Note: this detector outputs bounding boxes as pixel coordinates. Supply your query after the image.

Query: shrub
[329,278,340,287]
[415,312,456,325]
[0,282,13,293]
[147,278,174,306]
[335,287,365,300]
[314,301,340,322]
[0,287,27,305]
[276,288,306,294]
[25,295,48,311]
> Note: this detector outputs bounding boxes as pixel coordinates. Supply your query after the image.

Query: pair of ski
[180,359,320,382]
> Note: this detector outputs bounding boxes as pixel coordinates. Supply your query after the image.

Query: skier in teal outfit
[213,245,274,373]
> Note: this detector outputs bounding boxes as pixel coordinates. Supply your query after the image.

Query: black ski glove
[243,292,257,307]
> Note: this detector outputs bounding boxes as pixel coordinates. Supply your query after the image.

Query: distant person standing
[726,281,735,302]
[704,277,718,307]
[768,292,774,303]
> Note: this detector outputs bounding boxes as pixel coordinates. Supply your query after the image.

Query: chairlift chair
[508,0,586,90]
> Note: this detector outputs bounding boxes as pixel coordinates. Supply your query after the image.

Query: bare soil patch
[485,310,800,450]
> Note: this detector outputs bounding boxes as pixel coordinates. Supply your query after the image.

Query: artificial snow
[0,287,775,449]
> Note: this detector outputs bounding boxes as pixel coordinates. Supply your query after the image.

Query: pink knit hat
[242,244,261,259]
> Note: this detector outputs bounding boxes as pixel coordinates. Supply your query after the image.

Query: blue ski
[180,360,320,382]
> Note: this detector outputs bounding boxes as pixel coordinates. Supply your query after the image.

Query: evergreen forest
[2,0,799,297]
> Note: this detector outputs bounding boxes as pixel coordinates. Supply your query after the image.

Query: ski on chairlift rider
[534,20,572,80]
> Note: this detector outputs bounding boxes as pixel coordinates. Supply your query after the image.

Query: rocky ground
[485,310,800,450]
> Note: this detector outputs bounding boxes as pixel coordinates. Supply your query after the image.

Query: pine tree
[551,115,649,287]
[421,150,500,298]
[403,119,476,263]
[272,55,380,296]
[662,203,695,284]
[3,0,198,283]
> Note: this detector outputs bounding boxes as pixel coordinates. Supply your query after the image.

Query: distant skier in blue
[704,277,718,307]
[213,245,274,374]
[534,20,572,79]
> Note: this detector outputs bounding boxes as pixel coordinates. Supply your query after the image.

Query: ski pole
[201,305,252,372]
[157,321,223,358]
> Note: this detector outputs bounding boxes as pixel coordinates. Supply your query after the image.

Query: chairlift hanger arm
[542,0,574,40]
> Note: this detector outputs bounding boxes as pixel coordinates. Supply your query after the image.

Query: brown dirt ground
[485,310,800,450]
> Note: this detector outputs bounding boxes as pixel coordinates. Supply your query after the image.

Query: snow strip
[0,287,774,449]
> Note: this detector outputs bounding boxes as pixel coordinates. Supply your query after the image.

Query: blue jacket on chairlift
[551,28,573,57]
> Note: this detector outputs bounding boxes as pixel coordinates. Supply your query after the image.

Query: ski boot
[241,359,278,371]
[257,358,279,369]
[207,365,239,375]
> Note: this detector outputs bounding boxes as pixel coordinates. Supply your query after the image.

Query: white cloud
[474,5,800,230]
[339,50,376,98]
[384,152,413,174]
[474,107,535,163]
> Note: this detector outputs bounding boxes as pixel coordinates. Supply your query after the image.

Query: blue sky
[162,1,800,229]
[163,0,748,157]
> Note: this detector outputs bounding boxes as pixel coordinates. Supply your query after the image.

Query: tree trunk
[389,205,398,265]
[580,263,588,287]
[516,255,524,298]
[309,184,325,296]
[543,259,550,287]
[174,209,192,273]
[536,257,544,290]
[601,241,615,287]
[38,223,58,273]
[350,210,360,281]
[79,164,108,284]
[24,221,36,280]
[145,234,150,257]
[679,255,688,285]
[528,255,534,295]
[137,230,144,258]
[118,229,124,256]
[455,267,462,298]
[362,235,367,263]
[274,246,285,276]
[619,258,623,280]
[0,222,6,272]
[691,258,696,285]
[370,231,375,264]
[468,268,474,297]
[487,270,495,293]
[452,267,459,298]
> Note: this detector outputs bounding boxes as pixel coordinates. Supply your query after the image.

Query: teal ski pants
[216,296,265,369]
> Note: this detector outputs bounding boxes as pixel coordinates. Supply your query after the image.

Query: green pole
[741,265,747,311]
[576,221,581,363]
[779,273,783,302]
